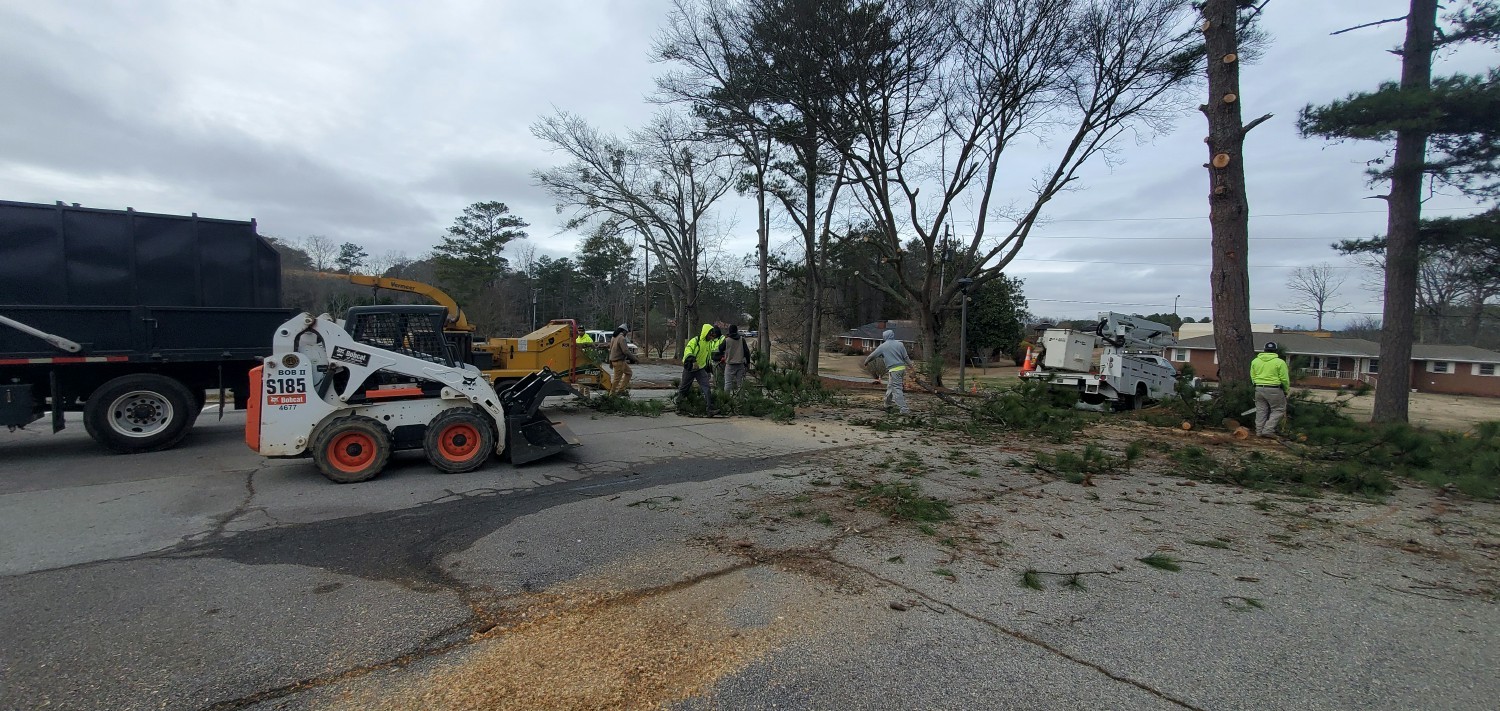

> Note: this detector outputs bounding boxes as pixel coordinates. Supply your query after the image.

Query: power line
[1028,235,1337,241]
[1010,257,1362,269]
[1024,296,1484,319]
[996,206,1480,223]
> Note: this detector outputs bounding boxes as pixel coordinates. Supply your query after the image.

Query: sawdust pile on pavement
[332,571,803,710]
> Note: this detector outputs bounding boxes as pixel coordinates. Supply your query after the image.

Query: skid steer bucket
[499,368,582,465]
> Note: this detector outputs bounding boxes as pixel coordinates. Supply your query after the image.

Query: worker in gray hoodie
[862,329,913,415]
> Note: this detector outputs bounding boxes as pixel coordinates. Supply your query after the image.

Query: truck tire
[311,416,391,484]
[423,407,495,473]
[83,374,197,453]
[1115,383,1148,411]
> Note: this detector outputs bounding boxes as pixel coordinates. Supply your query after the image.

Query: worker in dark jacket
[676,323,722,415]
[716,324,753,394]
[1251,341,1290,437]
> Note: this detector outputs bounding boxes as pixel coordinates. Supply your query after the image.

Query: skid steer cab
[246,306,580,483]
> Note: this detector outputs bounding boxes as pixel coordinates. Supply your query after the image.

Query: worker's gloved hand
[684,356,696,368]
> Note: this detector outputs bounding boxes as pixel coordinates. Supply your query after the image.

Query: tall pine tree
[431,201,529,305]
[1298,0,1498,422]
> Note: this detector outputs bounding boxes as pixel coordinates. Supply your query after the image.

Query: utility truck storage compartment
[1040,330,1096,371]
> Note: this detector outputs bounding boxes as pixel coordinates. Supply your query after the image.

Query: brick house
[837,320,922,357]
[1408,345,1500,397]
[1168,332,1500,397]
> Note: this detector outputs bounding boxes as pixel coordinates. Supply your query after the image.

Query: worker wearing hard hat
[1251,341,1290,437]
[862,329,913,415]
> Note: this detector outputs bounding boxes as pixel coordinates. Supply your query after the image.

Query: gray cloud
[0,0,1490,329]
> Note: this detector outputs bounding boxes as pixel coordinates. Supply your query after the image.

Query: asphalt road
[2,401,1496,710]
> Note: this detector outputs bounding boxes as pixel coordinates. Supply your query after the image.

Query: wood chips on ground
[329,571,800,711]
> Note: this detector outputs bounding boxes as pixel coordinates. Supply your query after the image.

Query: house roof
[1411,344,1500,363]
[1177,332,1500,364]
[1175,332,1379,358]
[841,319,919,343]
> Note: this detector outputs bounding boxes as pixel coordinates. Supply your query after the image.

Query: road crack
[833,558,1208,711]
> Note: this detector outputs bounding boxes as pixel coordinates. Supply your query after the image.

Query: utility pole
[642,241,650,356]
[957,278,973,391]
[531,288,539,332]
[939,225,953,298]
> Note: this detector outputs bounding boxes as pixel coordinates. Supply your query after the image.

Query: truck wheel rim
[329,432,377,472]
[108,391,174,438]
[437,423,481,461]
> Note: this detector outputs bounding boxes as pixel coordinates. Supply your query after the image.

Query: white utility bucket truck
[1021,312,1179,410]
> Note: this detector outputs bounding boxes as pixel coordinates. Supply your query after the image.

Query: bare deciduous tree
[831,0,1200,385]
[654,0,778,365]
[364,250,409,278]
[532,110,735,347]
[299,235,337,272]
[1282,262,1349,331]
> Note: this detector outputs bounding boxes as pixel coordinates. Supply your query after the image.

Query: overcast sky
[1,0,1493,328]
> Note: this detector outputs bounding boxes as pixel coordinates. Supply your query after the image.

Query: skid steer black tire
[424,407,496,474]
[83,374,197,454]
[312,416,392,484]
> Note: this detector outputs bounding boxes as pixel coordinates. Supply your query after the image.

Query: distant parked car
[584,329,639,354]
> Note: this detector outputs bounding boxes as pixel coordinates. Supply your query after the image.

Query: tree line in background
[264,200,757,355]
[263,197,1027,362]
[268,0,1495,422]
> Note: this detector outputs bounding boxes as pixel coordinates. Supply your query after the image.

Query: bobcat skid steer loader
[245,306,579,483]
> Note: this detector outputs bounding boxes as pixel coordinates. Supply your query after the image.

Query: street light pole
[957,277,973,391]
[1173,294,1181,315]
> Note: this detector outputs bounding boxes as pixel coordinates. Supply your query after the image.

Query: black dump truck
[0,200,291,452]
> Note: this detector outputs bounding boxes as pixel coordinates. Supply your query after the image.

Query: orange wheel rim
[438,422,481,461]
[329,431,377,473]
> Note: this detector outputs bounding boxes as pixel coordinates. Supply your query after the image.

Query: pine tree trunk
[1371,0,1436,423]
[1202,0,1261,387]
[801,141,822,376]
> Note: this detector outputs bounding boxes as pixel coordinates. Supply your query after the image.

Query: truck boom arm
[1095,312,1176,350]
[292,272,475,333]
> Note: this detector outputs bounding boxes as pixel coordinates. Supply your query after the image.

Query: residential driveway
[1,402,1495,710]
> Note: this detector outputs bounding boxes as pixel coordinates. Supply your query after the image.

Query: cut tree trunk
[1201,0,1267,387]
[1372,0,1436,424]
